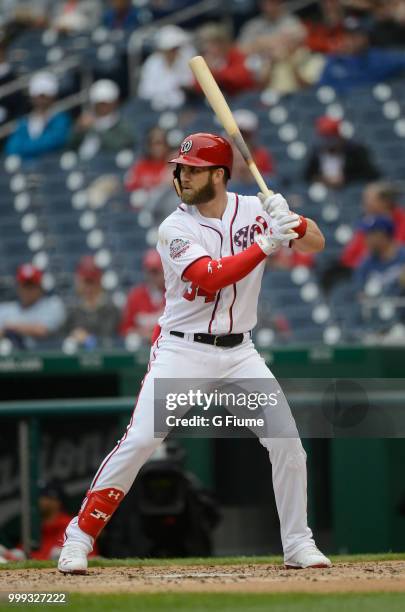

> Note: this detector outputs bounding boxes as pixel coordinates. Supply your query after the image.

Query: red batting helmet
[169,133,233,176]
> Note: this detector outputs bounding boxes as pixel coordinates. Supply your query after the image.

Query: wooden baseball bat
[189,55,273,197]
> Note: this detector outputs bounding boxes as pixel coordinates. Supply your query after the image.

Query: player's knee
[261,437,307,467]
[127,429,162,453]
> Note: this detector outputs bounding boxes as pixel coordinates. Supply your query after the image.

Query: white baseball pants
[65,331,315,559]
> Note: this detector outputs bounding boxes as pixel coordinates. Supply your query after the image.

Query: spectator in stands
[304,116,379,188]
[305,0,345,53]
[0,1,49,29]
[0,264,65,348]
[138,25,194,110]
[318,16,405,92]
[0,30,26,126]
[370,0,405,48]
[103,0,140,31]
[120,249,165,341]
[125,127,172,192]
[354,216,405,296]
[238,0,304,55]
[230,109,274,186]
[342,182,405,269]
[1,1,100,33]
[51,0,102,33]
[257,25,326,95]
[195,23,256,96]
[64,256,120,349]
[320,182,405,294]
[304,0,345,54]
[5,72,71,160]
[70,79,133,157]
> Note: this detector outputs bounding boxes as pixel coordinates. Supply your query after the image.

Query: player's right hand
[258,192,290,217]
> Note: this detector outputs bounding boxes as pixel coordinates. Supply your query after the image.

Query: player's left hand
[258,192,290,217]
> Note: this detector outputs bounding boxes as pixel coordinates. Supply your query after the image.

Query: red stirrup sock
[78,488,125,539]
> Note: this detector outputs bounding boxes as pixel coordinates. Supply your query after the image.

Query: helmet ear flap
[173,165,182,197]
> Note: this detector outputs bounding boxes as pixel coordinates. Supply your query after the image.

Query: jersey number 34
[183,283,216,303]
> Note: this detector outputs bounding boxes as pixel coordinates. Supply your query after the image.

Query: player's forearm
[184,243,267,292]
[292,218,325,253]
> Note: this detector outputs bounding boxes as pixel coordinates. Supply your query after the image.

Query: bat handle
[248,161,293,234]
[247,161,273,197]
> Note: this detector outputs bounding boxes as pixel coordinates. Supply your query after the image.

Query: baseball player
[58,133,331,573]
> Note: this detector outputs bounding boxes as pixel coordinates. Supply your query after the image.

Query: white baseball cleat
[58,542,88,575]
[284,545,332,569]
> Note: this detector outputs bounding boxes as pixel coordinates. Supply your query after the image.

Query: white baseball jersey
[157,192,282,334]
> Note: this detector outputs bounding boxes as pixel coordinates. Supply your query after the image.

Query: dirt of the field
[1,561,405,594]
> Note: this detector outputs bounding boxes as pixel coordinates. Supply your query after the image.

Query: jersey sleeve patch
[169,238,191,260]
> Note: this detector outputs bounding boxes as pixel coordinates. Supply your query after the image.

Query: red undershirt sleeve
[183,242,266,292]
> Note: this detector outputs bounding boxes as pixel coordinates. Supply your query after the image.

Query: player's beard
[181,173,216,206]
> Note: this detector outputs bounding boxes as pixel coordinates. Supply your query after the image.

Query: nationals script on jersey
[157,192,284,334]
